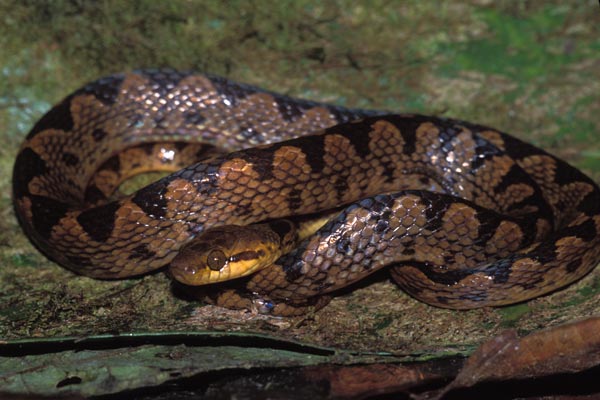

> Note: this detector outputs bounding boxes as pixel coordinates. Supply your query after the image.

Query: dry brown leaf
[429,316,600,399]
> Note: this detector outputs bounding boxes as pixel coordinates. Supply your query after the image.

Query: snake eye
[206,249,227,271]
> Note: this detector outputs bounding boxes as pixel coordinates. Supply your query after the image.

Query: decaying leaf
[429,316,600,399]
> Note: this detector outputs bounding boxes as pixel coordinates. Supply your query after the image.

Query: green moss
[373,315,394,331]
[6,253,39,268]
[559,276,600,308]
[437,6,583,80]
[498,304,531,327]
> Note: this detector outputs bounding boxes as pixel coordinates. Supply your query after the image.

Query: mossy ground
[1,1,599,354]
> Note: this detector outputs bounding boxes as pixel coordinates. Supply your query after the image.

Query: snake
[12,70,600,315]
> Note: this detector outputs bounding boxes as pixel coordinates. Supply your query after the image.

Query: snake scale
[12,70,600,315]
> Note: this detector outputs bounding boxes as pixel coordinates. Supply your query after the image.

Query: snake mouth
[169,251,267,286]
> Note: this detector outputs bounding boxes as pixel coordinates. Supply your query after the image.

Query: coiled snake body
[12,70,600,314]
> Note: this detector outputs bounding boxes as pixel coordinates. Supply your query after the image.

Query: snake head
[169,224,281,286]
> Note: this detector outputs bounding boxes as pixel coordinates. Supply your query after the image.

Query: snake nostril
[184,265,197,275]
